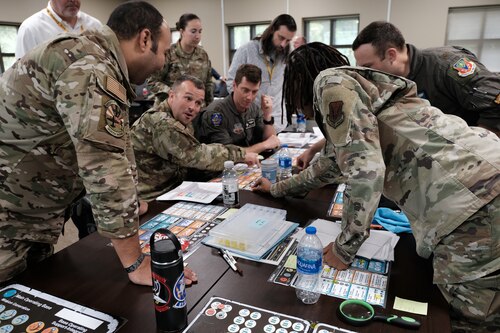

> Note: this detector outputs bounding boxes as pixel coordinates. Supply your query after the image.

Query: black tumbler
[150,228,187,332]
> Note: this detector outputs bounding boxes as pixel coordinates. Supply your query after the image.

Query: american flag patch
[105,76,127,103]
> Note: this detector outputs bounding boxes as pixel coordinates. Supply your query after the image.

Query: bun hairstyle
[176,13,200,31]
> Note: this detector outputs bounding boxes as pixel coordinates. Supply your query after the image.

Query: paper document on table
[309,127,324,144]
[277,132,313,147]
[295,219,399,261]
[156,181,222,204]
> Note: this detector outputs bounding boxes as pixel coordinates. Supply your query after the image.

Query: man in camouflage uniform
[255,43,500,331]
[131,76,260,202]
[353,21,500,136]
[0,1,197,286]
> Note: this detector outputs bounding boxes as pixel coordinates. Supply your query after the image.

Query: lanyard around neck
[46,6,82,33]
[263,55,276,82]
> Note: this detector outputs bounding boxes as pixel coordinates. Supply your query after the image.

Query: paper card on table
[284,254,297,268]
[217,208,239,220]
[393,296,428,315]
[156,181,222,204]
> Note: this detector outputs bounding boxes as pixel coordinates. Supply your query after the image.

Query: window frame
[0,22,19,74]
[445,5,500,71]
[227,21,270,63]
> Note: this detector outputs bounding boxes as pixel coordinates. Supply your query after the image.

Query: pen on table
[219,249,243,276]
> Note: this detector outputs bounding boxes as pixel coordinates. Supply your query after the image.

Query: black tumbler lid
[150,229,181,263]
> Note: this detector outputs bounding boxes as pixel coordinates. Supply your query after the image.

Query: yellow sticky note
[218,208,239,220]
[393,296,428,316]
[285,255,297,269]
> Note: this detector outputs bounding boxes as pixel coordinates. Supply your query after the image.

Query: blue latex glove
[372,208,412,233]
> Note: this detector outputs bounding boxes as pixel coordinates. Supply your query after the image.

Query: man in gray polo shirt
[196,64,280,154]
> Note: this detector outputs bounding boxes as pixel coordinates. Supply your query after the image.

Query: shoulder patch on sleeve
[452,57,476,77]
[210,112,223,126]
[105,76,127,104]
[320,84,357,146]
[103,100,125,138]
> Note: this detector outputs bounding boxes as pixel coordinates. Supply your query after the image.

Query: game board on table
[184,297,357,333]
[269,240,390,307]
[138,202,227,259]
[0,284,125,333]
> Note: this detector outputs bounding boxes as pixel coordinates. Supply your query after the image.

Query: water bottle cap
[305,226,317,234]
[281,144,288,148]
[150,229,182,263]
[224,160,234,168]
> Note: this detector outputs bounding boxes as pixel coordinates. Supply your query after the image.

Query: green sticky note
[393,296,428,316]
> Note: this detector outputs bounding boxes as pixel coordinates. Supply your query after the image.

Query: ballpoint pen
[219,249,243,276]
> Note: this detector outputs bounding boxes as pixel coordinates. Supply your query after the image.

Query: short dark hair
[171,75,205,91]
[107,1,164,53]
[176,13,200,31]
[283,42,349,120]
[258,14,297,56]
[352,21,406,59]
[234,64,262,85]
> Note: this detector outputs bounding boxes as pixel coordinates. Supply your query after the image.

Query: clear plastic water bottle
[222,161,239,208]
[297,113,306,133]
[295,226,322,304]
[277,144,292,181]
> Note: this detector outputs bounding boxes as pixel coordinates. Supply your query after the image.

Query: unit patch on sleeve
[327,101,345,129]
[210,113,223,126]
[104,100,125,137]
[452,57,476,77]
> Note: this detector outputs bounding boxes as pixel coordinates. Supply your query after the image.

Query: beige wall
[2,0,498,73]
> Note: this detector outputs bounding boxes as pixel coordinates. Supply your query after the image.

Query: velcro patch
[452,57,476,77]
[327,101,344,128]
[103,100,125,137]
[320,83,356,146]
[105,76,127,104]
[210,113,223,126]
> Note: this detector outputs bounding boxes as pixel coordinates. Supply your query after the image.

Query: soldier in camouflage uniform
[255,43,499,331]
[147,13,213,108]
[131,76,260,202]
[353,21,500,136]
[0,1,197,287]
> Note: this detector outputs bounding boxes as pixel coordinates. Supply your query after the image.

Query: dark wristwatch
[124,253,146,273]
[263,117,274,125]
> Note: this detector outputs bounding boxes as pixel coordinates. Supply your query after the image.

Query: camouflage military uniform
[270,142,341,197]
[148,41,213,107]
[0,26,140,281]
[313,66,499,328]
[196,94,265,146]
[131,102,246,202]
[407,44,500,131]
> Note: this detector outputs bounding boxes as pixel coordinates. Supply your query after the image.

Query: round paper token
[11,314,29,325]
[263,324,276,333]
[245,320,256,328]
[205,308,216,316]
[239,309,250,317]
[249,312,261,320]
[233,316,245,325]
[0,310,16,320]
[276,328,288,333]
[292,322,305,331]
[280,319,292,328]
[268,316,280,325]
[227,324,240,332]
[217,303,226,310]
[0,324,14,333]
[223,304,233,312]
[211,301,221,309]
[216,311,227,320]
[239,328,252,333]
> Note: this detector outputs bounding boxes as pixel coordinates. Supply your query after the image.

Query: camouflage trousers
[434,195,500,332]
[0,238,53,283]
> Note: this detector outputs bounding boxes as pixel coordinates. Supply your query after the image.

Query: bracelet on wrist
[263,116,274,125]
[124,253,146,273]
